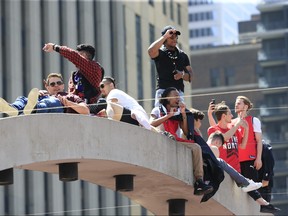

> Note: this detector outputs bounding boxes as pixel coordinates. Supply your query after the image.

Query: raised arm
[150,110,174,127]
[207,102,216,126]
[148,29,176,59]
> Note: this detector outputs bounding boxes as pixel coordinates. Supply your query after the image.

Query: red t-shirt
[207,125,243,172]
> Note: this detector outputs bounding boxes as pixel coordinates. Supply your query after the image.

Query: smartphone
[211,99,215,104]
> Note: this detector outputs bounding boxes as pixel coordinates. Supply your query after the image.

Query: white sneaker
[23,88,39,115]
[242,179,262,193]
[0,98,18,117]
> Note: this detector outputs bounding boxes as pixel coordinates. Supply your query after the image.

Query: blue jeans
[36,96,64,113]
[12,95,64,114]
[218,158,249,187]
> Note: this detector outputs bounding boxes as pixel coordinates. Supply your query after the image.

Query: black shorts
[119,108,139,126]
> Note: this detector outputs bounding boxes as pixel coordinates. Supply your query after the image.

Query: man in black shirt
[148,25,193,106]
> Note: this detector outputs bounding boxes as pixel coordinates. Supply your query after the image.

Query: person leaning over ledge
[42,43,104,107]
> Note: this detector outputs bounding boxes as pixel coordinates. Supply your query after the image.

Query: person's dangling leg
[0,97,19,116]
[24,88,39,115]
[131,110,151,130]
[107,102,124,121]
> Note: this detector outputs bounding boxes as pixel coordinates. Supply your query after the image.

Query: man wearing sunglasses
[42,43,104,107]
[0,73,89,116]
[98,76,151,130]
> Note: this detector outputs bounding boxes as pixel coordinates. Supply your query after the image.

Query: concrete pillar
[47,174,64,213]
[23,1,43,92]
[4,0,23,100]
[65,181,82,216]
[27,171,45,214]
[42,0,61,77]
[82,182,100,215]
[100,187,116,215]
[9,169,25,214]
[95,1,112,75]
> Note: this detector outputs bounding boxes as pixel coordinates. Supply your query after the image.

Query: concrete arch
[0,114,260,215]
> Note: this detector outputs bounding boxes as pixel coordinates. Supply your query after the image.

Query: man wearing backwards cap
[148,25,193,107]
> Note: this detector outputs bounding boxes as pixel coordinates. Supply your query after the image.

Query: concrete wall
[0,114,263,215]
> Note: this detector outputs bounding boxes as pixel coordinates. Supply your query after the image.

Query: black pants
[240,160,262,201]
[119,108,139,126]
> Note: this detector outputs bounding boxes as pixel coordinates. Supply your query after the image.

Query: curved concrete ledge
[0,114,261,215]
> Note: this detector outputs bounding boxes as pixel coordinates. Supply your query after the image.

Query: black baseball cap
[161,25,181,36]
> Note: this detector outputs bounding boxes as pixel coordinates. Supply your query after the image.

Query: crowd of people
[0,25,280,214]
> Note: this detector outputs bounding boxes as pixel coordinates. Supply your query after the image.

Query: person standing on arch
[148,25,193,107]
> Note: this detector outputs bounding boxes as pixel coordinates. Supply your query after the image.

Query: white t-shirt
[252,117,262,133]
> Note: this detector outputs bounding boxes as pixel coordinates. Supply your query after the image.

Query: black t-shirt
[153,46,190,92]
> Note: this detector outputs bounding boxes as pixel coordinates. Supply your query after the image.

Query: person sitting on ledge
[98,76,152,130]
[0,73,89,116]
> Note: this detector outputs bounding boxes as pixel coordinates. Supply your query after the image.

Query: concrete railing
[0,114,262,215]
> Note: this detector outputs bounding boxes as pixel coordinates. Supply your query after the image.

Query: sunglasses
[99,83,105,89]
[49,81,64,87]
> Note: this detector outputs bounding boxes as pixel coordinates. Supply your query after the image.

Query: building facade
[0,0,189,215]
[255,0,288,212]
[188,0,258,50]
[190,0,288,212]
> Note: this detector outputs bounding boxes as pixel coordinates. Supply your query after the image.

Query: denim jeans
[12,95,64,114]
[218,158,249,187]
[36,96,64,113]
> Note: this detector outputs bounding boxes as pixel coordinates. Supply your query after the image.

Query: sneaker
[194,179,214,196]
[260,204,281,213]
[23,88,39,115]
[242,179,262,193]
[161,131,176,140]
[0,98,18,116]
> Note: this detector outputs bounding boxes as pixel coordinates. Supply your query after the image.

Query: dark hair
[76,44,95,60]
[210,131,225,145]
[159,87,178,107]
[102,76,116,87]
[190,108,205,121]
[214,101,229,121]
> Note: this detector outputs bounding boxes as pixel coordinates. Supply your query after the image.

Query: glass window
[224,67,235,86]
[210,68,221,87]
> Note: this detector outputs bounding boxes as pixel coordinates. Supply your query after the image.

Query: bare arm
[179,103,188,136]
[57,95,90,115]
[207,102,216,126]
[239,120,249,149]
[254,132,263,170]
[184,65,193,82]
[222,118,245,141]
[148,29,176,59]
[150,111,174,127]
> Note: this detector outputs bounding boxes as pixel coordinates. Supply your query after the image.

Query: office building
[188,0,259,50]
